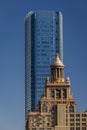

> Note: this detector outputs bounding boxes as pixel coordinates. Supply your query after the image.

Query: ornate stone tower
[26,54,87,130]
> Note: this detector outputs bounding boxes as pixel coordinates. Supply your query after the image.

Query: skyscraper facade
[25,11,63,121]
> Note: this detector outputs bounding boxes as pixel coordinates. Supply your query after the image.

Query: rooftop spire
[51,53,64,67]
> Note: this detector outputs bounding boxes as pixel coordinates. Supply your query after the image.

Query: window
[50,89,54,98]
[69,105,74,112]
[76,114,80,117]
[40,129,44,130]
[32,128,36,130]
[56,89,61,99]
[82,118,86,121]
[57,68,59,78]
[47,128,51,130]
[82,123,86,126]
[82,114,86,117]
[76,128,80,130]
[70,128,74,130]
[70,123,74,126]
[70,119,74,121]
[63,89,67,98]
[82,127,86,130]
[42,105,47,112]
[76,118,80,121]
[70,114,74,117]
[76,123,80,126]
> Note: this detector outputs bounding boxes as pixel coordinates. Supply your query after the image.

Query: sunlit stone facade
[26,54,87,130]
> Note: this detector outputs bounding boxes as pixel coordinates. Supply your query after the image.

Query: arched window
[42,105,47,112]
[69,105,74,112]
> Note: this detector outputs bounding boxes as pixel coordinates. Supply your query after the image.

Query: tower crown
[50,53,64,82]
[51,53,64,67]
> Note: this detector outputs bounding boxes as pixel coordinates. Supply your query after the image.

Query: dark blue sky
[0,0,87,130]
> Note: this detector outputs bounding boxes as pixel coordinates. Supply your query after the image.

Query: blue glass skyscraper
[25,11,63,121]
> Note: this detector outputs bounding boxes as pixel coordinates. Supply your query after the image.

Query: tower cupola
[50,53,64,82]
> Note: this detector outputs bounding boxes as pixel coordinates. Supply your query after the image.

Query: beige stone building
[26,54,87,130]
